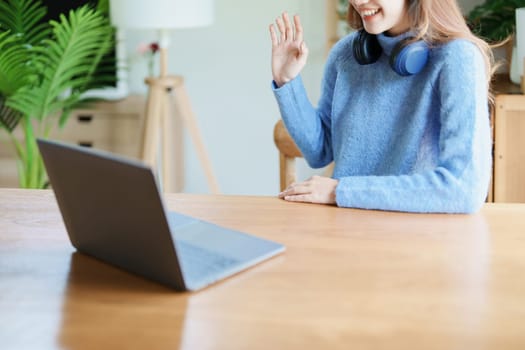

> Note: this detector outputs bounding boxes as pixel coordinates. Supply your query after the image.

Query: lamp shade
[110,0,214,29]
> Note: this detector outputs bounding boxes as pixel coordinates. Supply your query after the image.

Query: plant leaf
[468,0,525,42]
[0,0,51,46]
[0,31,34,95]
[7,5,113,121]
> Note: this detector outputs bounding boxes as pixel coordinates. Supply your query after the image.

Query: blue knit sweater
[272,32,492,213]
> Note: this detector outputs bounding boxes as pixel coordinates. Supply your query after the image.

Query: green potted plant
[0,0,114,188]
[467,0,525,43]
[467,0,525,83]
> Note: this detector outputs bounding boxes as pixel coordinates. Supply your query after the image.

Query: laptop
[37,138,285,291]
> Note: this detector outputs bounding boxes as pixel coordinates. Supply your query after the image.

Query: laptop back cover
[37,139,186,290]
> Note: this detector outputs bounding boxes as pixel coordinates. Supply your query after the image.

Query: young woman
[269,0,494,213]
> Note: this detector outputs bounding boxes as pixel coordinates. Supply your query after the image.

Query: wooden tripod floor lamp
[110,0,219,194]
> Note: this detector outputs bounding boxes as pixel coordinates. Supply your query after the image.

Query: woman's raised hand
[269,12,309,87]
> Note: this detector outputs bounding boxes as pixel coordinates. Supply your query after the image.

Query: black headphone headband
[352,31,429,76]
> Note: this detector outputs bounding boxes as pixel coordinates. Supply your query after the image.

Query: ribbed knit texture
[272,32,492,213]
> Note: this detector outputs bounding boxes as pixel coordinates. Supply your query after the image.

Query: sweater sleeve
[335,41,492,213]
[271,38,347,168]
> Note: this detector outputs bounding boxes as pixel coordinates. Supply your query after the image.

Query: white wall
[123,0,483,195]
[124,0,325,195]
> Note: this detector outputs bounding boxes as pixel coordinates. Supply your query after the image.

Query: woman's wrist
[274,77,290,88]
[274,79,285,88]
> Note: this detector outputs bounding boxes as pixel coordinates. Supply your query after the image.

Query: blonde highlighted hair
[348,0,495,102]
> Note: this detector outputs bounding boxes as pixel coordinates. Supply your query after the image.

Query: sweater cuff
[271,75,304,93]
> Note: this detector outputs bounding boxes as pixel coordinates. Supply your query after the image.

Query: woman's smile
[360,8,381,21]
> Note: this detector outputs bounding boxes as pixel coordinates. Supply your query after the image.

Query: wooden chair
[273,120,302,191]
[273,120,335,192]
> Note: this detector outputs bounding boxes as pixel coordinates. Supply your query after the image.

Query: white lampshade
[110,0,214,29]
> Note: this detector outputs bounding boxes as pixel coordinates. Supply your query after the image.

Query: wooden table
[1,189,525,349]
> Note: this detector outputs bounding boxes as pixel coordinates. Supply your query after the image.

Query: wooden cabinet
[476,74,525,203]
[0,95,145,187]
[493,80,525,202]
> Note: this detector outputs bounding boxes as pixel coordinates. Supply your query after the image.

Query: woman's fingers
[294,15,303,43]
[272,12,302,44]
[280,181,313,203]
[269,24,278,47]
[279,182,311,198]
[276,15,286,42]
[283,194,311,203]
[283,12,293,41]
[299,41,308,58]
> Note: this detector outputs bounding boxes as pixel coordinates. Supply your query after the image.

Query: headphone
[353,30,429,76]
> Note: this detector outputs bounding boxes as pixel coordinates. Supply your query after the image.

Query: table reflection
[58,252,188,349]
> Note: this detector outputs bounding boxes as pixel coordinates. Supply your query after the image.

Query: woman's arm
[272,34,350,168]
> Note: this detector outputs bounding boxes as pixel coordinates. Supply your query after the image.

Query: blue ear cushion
[390,39,429,76]
[353,31,382,65]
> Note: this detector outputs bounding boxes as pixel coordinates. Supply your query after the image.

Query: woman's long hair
[347,0,495,102]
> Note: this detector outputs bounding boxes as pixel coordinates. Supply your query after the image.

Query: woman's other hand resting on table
[278,176,339,205]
